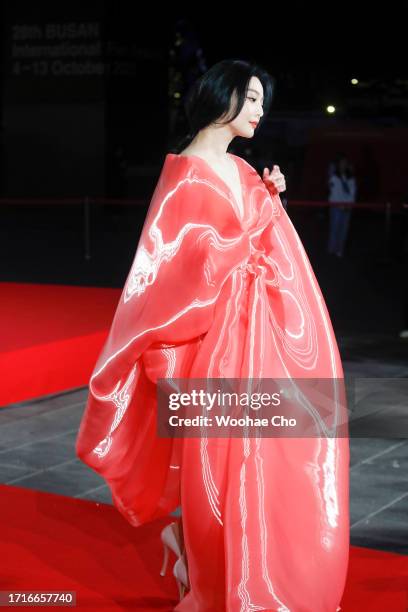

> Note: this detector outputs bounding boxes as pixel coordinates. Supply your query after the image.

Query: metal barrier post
[382,201,392,263]
[84,196,91,260]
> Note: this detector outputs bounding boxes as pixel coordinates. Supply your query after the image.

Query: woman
[327,155,357,257]
[76,59,349,611]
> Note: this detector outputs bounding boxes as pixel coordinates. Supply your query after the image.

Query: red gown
[76,152,349,611]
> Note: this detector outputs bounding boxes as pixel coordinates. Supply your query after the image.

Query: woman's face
[217,76,264,138]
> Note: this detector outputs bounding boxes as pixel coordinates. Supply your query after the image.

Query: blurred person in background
[327,154,357,257]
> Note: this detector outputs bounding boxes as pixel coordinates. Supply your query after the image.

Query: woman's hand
[263,165,286,195]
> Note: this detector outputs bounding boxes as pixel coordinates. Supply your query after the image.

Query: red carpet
[0,283,121,406]
[0,484,407,611]
[0,484,178,610]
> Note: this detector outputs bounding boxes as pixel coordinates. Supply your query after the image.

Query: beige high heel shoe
[173,551,189,601]
[159,521,183,575]
[159,521,189,601]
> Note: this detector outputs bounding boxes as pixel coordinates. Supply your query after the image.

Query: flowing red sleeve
[75,155,248,526]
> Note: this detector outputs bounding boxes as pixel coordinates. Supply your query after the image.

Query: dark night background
[1,2,407,339]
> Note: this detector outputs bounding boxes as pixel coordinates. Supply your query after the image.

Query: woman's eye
[248,96,263,109]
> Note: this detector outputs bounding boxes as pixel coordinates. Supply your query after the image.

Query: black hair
[171,58,276,153]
